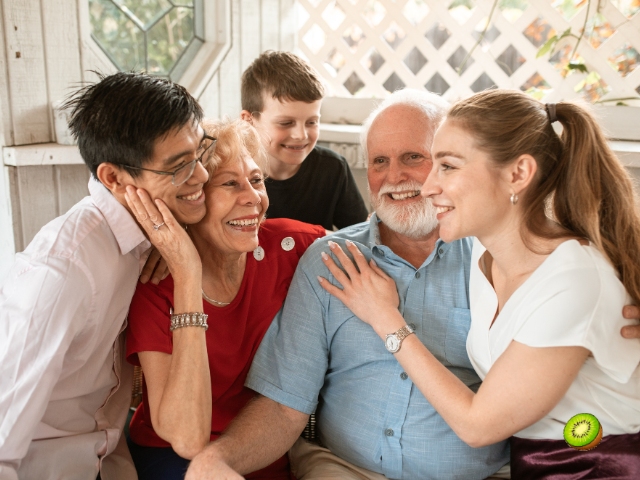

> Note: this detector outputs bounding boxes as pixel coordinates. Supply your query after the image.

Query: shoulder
[307,146,349,171]
[259,218,326,256]
[298,220,371,268]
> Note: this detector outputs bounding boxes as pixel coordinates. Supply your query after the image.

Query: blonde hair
[200,117,268,176]
[448,89,640,306]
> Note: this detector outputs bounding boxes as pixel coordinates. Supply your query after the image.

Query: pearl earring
[510,193,519,205]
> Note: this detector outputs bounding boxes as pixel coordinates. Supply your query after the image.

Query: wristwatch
[385,324,415,353]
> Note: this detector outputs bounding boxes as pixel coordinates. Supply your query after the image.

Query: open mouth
[388,190,421,201]
[177,190,203,201]
[227,217,260,227]
[435,206,454,214]
[282,144,307,151]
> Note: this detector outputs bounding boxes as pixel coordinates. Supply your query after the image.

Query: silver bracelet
[169,312,209,331]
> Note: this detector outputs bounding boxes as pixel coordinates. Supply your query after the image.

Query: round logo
[563,413,602,451]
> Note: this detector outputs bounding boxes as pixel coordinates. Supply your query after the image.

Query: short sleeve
[245,261,329,415]
[332,160,369,230]
[126,280,174,366]
[513,256,640,384]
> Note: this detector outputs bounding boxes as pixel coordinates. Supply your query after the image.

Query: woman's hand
[318,240,401,336]
[125,185,201,281]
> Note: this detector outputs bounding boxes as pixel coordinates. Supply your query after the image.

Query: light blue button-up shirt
[246,215,509,479]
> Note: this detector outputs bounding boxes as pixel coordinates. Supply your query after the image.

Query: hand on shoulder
[622,305,640,339]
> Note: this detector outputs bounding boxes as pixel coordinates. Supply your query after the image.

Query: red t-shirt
[126,218,325,479]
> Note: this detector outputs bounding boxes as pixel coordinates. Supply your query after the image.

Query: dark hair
[241,51,325,115]
[64,71,203,178]
[448,89,640,306]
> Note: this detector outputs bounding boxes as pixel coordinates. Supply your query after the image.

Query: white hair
[360,89,450,163]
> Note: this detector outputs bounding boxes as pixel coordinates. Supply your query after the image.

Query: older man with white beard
[185,89,510,480]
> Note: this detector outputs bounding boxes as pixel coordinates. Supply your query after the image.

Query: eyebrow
[434,150,466,160]
[162,130,207,167]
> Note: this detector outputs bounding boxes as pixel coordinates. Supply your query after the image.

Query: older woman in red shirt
[124,118,325,480]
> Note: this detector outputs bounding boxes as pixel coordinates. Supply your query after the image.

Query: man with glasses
[0,72,212,480]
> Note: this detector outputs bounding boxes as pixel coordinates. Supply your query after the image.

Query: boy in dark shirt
[240,51,369,231]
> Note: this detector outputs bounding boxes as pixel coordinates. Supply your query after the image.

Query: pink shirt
[0,179,149,480]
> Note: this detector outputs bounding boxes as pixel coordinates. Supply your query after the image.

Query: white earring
[510,193,519,205]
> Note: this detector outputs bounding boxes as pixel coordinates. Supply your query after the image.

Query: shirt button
[281,237,295,251]
[385,428,394,437]
[400,372,408,380]
[253,246,265,261]
[438,247,444,255]
[415,271,421,279]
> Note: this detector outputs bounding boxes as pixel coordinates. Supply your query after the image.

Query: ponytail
[448,90,640,306]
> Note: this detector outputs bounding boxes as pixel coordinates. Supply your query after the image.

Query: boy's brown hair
[241,51,325,115]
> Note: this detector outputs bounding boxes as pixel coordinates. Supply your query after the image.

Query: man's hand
[140,248,170,284]
[622,305,640,339]
[185,446,244,480]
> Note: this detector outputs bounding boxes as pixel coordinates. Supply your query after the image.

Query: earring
[510,193,519,205]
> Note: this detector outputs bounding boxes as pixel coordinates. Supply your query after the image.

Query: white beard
[370,181,439,239]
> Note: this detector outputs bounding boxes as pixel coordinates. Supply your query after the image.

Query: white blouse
[467,238,640,440]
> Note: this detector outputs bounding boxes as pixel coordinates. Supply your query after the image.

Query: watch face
[385,335,399,352]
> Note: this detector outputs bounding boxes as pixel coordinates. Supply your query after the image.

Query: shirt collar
[89,178,151,256]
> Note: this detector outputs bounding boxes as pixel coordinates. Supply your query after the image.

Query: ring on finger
[153,222,165,231]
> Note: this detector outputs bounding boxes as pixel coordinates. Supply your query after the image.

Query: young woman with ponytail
[317,89,640,479]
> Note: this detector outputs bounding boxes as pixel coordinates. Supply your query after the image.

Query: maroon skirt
[510,431,640,479]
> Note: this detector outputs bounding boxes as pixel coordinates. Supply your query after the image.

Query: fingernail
[321,252,329,260]
[370,258,377,267]
[622,327,631,338]
[346,240,354,247]
[328,241,336,250]
[151,277,159,285]
[139,274,149,283]
[317,276,324,283]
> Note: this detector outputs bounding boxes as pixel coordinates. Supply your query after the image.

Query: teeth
[436,206,454,214]
[283,145,305,150]
[179,190,202,201]
[228,218,259,227]
[390,191,420,200]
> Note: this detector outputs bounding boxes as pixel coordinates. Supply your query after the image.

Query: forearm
[188,395,309,477]
[155,274,212,458]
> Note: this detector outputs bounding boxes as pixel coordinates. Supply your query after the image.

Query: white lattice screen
[296,0,640,105]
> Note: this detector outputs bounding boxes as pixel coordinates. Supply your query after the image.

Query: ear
[96,162,135,196]
[240,110,254,124]
[507,154,537,194]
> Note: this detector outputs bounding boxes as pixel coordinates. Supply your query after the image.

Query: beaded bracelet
[169,312,209,332]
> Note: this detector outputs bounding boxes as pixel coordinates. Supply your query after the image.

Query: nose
[239,179,262,206]
[290,122,308,141]
[421,165,441,199]
[189,159,209,184]
[386,158,408,185]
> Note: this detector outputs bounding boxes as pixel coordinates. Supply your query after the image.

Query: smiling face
[131,120,209,225]
[250,95,321,175]
[367,104,439,239]
[191,154,268,256]
[422,119,511,243]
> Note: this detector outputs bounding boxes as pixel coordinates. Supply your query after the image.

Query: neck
[189,230,247,304]
[379,222,440,269]
[268,155,302,181]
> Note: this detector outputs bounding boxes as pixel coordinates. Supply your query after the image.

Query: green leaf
[616,102,628,106]
[567,62,588,73]
[536,35,557,58]
[558,27,572,40]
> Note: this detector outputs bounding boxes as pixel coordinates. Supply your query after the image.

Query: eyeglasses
[125,135,217,186]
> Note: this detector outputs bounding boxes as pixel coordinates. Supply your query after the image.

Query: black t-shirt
[265,146,369,230]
